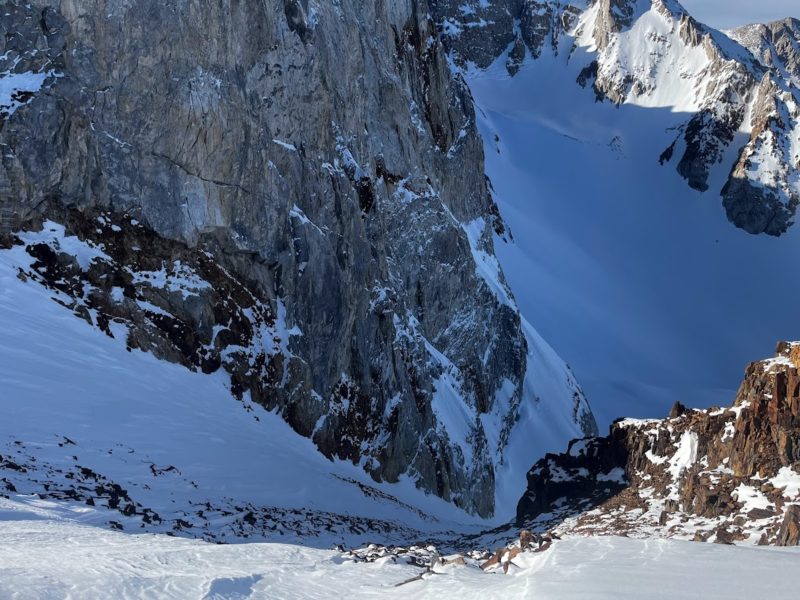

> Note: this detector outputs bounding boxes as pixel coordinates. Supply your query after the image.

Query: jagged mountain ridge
[431,0,800,236]
[0,0,597,518]
[515,342,800,546]
[730,18,800,86]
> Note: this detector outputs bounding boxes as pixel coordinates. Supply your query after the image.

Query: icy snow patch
[0,68,53,117]
[597,468,627,483]
[733,485,772,513]
[128,260,212,300]
[770,467,800,500]
[16,221,111,270]
[667,431,699,481]
[569,439,591,457]
[272,139,297,151]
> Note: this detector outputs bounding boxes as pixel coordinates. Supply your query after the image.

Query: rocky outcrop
[341,529,556,575]
[777,504,800,546]
[724,20,800,235]
[432,0,584,68]
[431,0,800,236]
[516,342,800,546]
[730,18,800,86]
[0,0,596,517]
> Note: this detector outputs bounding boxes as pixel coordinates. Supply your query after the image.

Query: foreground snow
[1,498,797,599]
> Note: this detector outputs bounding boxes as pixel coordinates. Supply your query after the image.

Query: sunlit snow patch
[0,67,55,119]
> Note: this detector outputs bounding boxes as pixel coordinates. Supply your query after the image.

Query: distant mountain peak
[432,0,800,236]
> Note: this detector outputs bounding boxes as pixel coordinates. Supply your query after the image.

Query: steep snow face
[434,0,800,235]
[575,0,739,111]
[590,20,703,110]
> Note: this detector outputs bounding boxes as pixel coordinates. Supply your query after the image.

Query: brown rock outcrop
[776,505,800,546]
[517,342,800,546]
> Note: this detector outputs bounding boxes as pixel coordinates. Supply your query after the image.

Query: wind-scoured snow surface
[1,500,798,599]
[467,24,800,429]
[0,244,498,545]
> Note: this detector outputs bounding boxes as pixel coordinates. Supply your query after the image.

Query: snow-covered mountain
[0,0,596,521]
[428,0,800,426]
[2,0,800,594]
[434,0,800,236]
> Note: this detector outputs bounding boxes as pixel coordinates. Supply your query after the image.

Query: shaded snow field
[469,37,800,429]
[1,497,798,599]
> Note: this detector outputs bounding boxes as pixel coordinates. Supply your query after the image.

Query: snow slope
[0,212,597,524]
[0,240,501,545]
[1,497,798,599]
[468,44,800,429]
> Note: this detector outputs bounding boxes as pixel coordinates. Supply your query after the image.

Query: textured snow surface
[467,44,800,429]
[1,501,798,599]
[0,243,496,544]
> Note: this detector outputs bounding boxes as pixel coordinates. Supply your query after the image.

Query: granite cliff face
[430,0,800,236]
[516,342,800,546]
[730,18,800,85]
[0,0,597,517]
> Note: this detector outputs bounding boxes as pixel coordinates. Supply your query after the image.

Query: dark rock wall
[0,0,597,517]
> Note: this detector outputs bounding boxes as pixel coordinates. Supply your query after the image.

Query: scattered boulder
[776,505,800,546]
